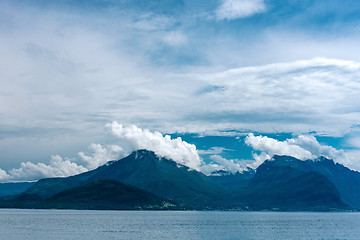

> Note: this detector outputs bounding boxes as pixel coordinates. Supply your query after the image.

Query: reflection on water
[0,209,359,240]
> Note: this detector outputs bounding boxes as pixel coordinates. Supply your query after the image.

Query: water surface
[0,209,359,239]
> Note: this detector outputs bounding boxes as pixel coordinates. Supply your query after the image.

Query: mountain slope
[261,155,360,209]
[0,179,180,210]
[46,179,178,210]
[26,150,228,208]
[301,157,360,209]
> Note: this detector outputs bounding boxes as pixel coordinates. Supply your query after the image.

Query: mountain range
[0,149,359,211]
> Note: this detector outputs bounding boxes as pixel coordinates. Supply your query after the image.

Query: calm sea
[0,209,359,240]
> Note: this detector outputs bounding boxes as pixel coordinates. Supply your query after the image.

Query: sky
[1,0,360,181]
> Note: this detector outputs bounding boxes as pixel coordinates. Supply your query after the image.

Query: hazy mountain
[26,149,228,208]
[0,182,35,197]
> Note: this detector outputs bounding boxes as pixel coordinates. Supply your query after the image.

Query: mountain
[47,179,178,210]
[0,182,35,197]
[262,155,360,209]
[229,156,349,211]
[209,155,360,211]
[4,151,359,211]
[0,179,180,210]
[25,149,229,208]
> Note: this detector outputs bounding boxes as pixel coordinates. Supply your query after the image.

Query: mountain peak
[271,155,299,162]
[130,149,159,160]
[315,156,335,164]
[271,154,336,163]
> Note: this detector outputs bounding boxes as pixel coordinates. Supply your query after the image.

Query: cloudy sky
[1,0,360,181]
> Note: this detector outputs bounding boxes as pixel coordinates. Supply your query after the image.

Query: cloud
[245,133,360,171]
[0,155,87,182]
[1,1,360,180]
[162,31,188,46]
[346,136,360,148]
[0,142,127,182]
[107,121,203,170]
[343,150,360,171]
[0,169,10,182]
[199,163,224,176]
[179,57,360,136]
[245,133,314,160]
[216,0,266,20]
[198,146,229,155]
[209,155,247,173]
[78,143,126,170]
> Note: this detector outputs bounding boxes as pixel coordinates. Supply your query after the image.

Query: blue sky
[0,0,360,181]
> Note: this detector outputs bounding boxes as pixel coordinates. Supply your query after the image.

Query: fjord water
[1,209,360,240]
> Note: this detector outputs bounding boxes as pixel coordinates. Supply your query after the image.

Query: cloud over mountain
[245,133,360,171]
[0,124,359,182]
[245,133,314,160]
[0,155,87,182]
[107,122,203,171]
[0,123,255,182]
[79,143,125,170]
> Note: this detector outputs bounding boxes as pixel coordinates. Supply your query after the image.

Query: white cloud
[107,121,203,170]
[198,147,229,155]
[0,142,127,182]
[131,13,176,31]
[343,150,360,171]
[162,31,188,46]
[245,133,314,160]
[0,169,10,182]
[216,0,266,20]
[245,133,360,171]
[179,57,360,136]
[79,143,125,170]
[346,136,360,148]
[251,152,271,169]
[199,163,224,176]
[286,135,346,161]
[209,155,247,173]
[0,155,87,182]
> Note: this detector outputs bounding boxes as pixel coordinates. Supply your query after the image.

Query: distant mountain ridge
[0,150,359,211]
